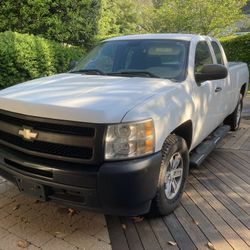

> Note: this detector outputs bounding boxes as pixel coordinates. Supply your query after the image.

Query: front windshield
[71,39,190,81]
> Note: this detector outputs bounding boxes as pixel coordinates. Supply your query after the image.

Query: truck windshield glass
[71,40,189,81]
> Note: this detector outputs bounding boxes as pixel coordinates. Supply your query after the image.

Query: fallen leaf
[192,219,199,225]
[207,242,216,250]
[20,217,28,224]
[33,200,40,204]
[68,208,78,217]
[13,204,20,211]
[17,240,29,248]
[168,240,177,246]
[132,216,144,223]
[55,231,67,238]
[122,224,126,230]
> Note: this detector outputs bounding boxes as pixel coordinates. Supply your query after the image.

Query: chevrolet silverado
[0,34,248,216]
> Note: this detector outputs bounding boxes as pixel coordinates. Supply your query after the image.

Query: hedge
[0,31,85,89]
[220,33,250,74]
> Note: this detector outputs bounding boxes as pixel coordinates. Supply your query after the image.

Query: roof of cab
[104,33,203,42]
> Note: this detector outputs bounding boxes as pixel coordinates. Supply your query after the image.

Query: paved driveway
[0,178,111,250]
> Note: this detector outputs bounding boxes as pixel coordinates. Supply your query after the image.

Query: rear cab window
[211,41,225,65]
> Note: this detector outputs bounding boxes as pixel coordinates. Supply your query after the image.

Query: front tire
[149,134,189,216]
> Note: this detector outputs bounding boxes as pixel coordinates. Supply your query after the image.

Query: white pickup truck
[0,34,248,216]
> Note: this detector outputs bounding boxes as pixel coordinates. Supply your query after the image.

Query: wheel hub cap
[164,152,184,200]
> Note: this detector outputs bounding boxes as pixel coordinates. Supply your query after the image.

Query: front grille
[0,130,93,159]
[0,109,105,164]
[0,112,95,136]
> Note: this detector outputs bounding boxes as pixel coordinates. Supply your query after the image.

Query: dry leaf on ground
[55,231,67,238]
[17,240,29,248]
[68,208,78,217]
[168,240,177,246]
[207,242,216,250]
[192,219,199,225]
[13,204,20,211]
[132,216,144,223]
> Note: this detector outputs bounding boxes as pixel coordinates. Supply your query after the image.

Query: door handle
[215,87,222,93]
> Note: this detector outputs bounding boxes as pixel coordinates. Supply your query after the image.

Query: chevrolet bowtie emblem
[18,127,38,141]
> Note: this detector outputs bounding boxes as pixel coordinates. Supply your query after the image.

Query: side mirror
[195,64,228,83]
[69,60,78,70]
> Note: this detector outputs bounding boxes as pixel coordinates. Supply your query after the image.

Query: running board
[190,125,230,167]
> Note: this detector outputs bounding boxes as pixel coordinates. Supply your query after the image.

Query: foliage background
[1,0,247,47]
[221,33,250,73]
[147,0,247,36]
[0,0,100,48]
[0,0,249,89]
[0,31,84,89]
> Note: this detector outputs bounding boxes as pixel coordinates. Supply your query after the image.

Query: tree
[98,0,142,37]
[152,0,164,8]
[98,0,119,36]
[0,0,100,47]
[145,0,247,36]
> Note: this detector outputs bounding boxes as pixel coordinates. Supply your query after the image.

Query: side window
[211,41,225,65]
[194,41,213,73]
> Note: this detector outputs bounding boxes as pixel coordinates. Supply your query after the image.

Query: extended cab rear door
[209,39,231,122]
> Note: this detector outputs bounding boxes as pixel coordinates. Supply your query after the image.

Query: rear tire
[149,134,189,216]
[224,94,243,131]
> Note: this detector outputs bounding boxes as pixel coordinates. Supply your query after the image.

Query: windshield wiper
[108,71,159,78]
[70,69,106,75]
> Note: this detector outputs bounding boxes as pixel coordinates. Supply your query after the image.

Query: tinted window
[211,41,224,65]
[194,41,213,73]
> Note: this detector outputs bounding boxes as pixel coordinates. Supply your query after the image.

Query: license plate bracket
[16,178,46,201]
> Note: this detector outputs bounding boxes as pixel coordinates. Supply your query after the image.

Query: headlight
[105,119,155,160]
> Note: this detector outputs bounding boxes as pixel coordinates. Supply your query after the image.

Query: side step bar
[190,125,230,167]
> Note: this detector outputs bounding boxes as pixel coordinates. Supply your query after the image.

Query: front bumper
[0,147,161,216]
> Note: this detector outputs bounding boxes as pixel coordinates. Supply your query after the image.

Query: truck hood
[0,73,177,123]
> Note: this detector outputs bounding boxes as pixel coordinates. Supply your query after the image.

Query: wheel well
[240,83,247,97]
[172,120,193,149]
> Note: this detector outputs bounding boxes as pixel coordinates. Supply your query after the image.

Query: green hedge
[0,31,85,89]
[220,33,250,74]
